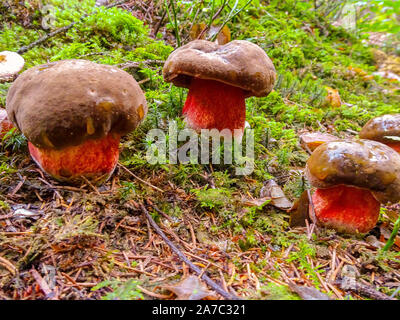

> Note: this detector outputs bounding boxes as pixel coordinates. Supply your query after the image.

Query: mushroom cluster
[306,139,400,233]
[163,40,276,139]
[359,114,400,152]
[4,44,398,237]
[6,59,147,184]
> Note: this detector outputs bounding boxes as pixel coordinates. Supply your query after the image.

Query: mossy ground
[0,0,399,300]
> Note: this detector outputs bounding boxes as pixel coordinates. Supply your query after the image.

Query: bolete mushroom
[359,114,400,152]
[306,139,400,234]
[6,59,147,184]
[0,51,25,83]
[0,108,14,138]
[163,40,276,138]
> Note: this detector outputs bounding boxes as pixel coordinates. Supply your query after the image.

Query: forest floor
[0,0,400,300]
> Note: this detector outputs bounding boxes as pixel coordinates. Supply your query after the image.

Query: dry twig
[139,204,240,300]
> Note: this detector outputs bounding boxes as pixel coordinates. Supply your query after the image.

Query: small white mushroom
[0,51,25,83]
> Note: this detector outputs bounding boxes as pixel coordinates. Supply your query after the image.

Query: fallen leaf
[324,87,342,108]
[163,275,216,300]
[299,132,338,152]
[189,23,207,40]
[289,284,331,300]
[365,235,384,249]
[13,208,40,219]
[289,190,311,227]
[209,25,231,45]
[241,196,271,208]
[380,225,400,249]
[260,180,292,210]
[190,23,231,45]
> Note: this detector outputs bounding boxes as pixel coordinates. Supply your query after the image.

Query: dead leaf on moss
[299,132,338,153]
[241,197,271,208]
[289,190,311,227]
[365,235,384,249]
[190,23,231,45]
[260,180,292,210]
[163,275,217,300]
[324,87,342,108]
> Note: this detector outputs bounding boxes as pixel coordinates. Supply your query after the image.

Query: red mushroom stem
[384,142,400,153]
[183,78,246,137]
[28,133,120,182]
[311,184,380,233]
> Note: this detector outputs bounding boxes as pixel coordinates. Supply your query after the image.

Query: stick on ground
[118,163,164,193]
[139,204,240,300]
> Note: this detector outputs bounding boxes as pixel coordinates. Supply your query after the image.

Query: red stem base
[311,185,380,234]
[183,78,246,138]
[29,134,120,184]
[385,142,400,153]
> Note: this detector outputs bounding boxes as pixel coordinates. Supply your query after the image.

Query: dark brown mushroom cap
[6,59,147,150]
[163,40,276,98]
[305,139,400,204]
[359,114,400,144]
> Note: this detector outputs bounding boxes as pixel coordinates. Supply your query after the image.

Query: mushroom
[0,108,14,138]
[0,51,25,83]
[306,139,400,234]
[359,114,400,152]
[163,40,276,138]
[6,59,147,184]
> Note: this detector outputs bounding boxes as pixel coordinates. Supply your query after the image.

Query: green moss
[192,187,232,210]
[260,283,301,300]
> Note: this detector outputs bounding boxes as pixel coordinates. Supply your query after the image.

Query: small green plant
[0,200,10,211]
[192,187,231,209]
[238,229,258,251]
[92,279,144,300]
[287,240,324,287]
[54,215,100,241]
[1,129,27,152]
[118,181,136,200]
[260,283,301,300]
[0,161,17,175]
